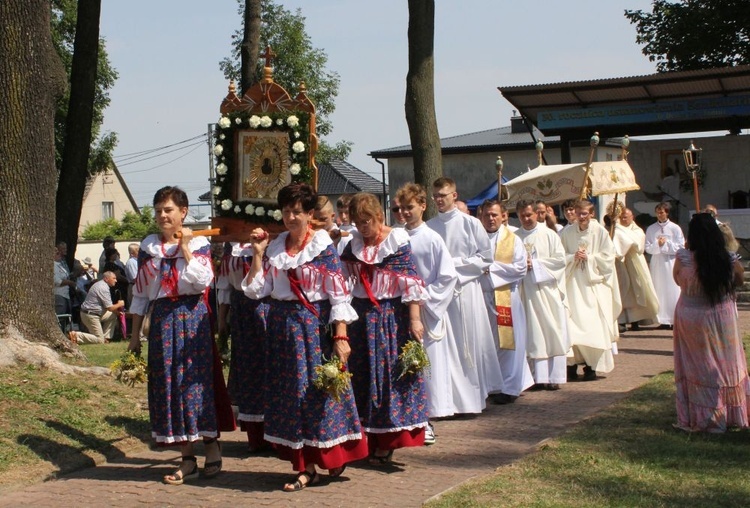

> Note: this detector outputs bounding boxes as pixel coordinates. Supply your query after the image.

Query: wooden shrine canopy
[498,65,750,156]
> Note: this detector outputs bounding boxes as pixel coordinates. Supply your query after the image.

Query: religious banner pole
[496,156,504,202]
[579,132,600,200]
[609,135,630,238]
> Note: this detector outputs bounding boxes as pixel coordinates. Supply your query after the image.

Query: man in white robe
[645,202,684,329]
[427,177,504,413]
[395,183,458,444]
[514,199,570,389]
[614,208,659,330]
[560,200,621,381]
[479,200,533,403]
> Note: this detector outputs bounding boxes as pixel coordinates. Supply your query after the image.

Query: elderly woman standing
[673,213,750,433]
[341,192,428,465]
[243,183,368,492]
[128,186,232,485]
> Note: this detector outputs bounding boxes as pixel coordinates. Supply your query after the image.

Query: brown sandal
[282,470,319,492]
[328,464,347,478]
[163,456,198,485]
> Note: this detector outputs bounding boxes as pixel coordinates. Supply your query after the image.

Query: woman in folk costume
[216,242,269,453]
[242,183,367,492]
[128,186,234,485]
[340,192,429,465]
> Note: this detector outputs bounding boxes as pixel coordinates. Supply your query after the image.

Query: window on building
[102,201,114,220]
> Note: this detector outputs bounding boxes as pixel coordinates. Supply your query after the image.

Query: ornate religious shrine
[211,46,318,241]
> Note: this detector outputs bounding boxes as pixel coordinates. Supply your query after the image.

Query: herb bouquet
[110,350,148,387]
[313,356,352,402]
[397,340,430,380]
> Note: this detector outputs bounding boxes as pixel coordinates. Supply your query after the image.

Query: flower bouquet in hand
[110,350,148,387]
[397,340,430,380]
[313,355,352,402]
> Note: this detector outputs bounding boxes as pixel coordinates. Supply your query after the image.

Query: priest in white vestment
[479,200,533,403]
[560,200,621,380]
[514,200,570,388]
[426,177,504,413]
[395,184,458,422]
[614,208,659,330]
[645,202,684,329]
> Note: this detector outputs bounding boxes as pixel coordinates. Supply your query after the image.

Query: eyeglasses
[432,192,453,199]
[391,206,403,213]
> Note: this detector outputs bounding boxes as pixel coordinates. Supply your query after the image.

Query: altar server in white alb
[560,200,621,381]
[479,200,533,404]
[395,183,458,442]
[645,202,684,330]
[514,199,570,389]
[614,207,659,331]
[426,177,504,413]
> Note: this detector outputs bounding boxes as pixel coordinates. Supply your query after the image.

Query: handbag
[140,301,155,338]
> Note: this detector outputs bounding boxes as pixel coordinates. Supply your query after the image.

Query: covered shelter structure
[498,64,750,163]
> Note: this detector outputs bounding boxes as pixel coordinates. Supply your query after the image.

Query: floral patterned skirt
[349,297,427,450]
[147,294,217,444]
[264,299,368,471]
[227,291,268,421]
[674,295,750,432]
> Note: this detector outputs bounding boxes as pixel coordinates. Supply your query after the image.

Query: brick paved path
[3,305,748,508]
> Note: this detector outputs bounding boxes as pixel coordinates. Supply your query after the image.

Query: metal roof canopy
[498,65,750,140]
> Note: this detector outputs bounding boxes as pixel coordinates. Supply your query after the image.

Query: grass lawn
[0,342,150,492]
[427,337,750,508]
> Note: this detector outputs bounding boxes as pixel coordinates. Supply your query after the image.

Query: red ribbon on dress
[287,268,319,318]
[160,258,179,297]
[358,264,381,309]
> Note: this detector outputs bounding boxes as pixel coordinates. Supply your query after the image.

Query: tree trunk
[0,0,72,352]
[405,0,442,218]
[240,0,262,95]
[55,0,102,268]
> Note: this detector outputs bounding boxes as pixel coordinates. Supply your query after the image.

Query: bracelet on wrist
[332,335,349,342]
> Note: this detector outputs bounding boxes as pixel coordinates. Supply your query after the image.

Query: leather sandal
[368,449,394,466]
[163,455,198,485]
[282,470,319,492]
[202,438,222,478]
[328,464,347,478]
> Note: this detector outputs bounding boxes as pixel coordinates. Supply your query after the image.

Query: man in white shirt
[426,177,504,413]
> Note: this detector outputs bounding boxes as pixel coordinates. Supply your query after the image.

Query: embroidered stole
[493,228,515,350]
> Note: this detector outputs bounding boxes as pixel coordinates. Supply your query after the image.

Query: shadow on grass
[105,415,151,444]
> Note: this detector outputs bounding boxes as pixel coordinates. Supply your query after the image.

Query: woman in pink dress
[673,213,750,433]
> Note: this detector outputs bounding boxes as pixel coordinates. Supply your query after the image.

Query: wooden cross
[261,45,276,67]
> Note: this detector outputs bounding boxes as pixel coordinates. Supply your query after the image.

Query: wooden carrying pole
[579,132,600,200]
[173,228,221,239]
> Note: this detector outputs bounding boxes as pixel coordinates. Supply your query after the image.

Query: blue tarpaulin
[465,177,508,212]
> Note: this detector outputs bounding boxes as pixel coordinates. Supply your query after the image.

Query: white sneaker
[423,422,436,445]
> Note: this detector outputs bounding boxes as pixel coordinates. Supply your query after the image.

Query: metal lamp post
[682,140,703,213]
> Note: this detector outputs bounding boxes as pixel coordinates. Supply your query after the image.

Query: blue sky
[100,0,656,209]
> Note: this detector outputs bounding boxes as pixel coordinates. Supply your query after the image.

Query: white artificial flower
[219,134,225,140]
[289,163,301,175]
[245,204,255,215]
[212,186,221,195]
[272,209,283,221]
[235,117,242,125]
[287,115,299,128]
[234,205,241,213]
[292,141,305,153]
[218,116,231,129]
[249,115,261,128]
[213,144,223,156]
[294,131,300,138]
[260,116,272,128]
[267,209,274,217]
[276,118,283,126]
[220,199,233,210]
[255,206,265,216]
[216,163,228,175]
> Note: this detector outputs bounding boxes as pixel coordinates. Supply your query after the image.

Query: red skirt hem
[275,437,369,472]
[367,428,425,452]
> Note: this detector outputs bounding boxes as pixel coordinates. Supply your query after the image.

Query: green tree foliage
[81,206,159,241]
[50,0,118,171]
[625,0,750,72]
[219,0,351,161]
